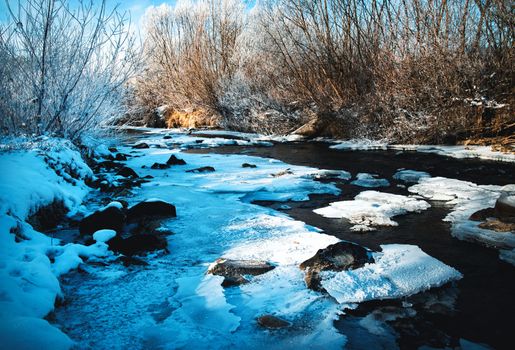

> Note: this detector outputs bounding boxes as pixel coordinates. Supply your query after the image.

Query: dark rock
[208,259,275,287]
[299,241,374,291]
[132,143,150,149]
[167,155,187,165]
[116,166,139,178]
[27,200,67,232]
[469,207,495,221]
[95,160,123,171]
[79,206,126,236]
[107,234,167,256]
[195,140,204,144]
[151,162,170,170]
[127,200,177,221]
[108,147,118,153]
[186,166,215,173]
[163,135,172,140]
[494,194,515,223]
[257,315,290,329]
[115,153,127,161]
[242,163,257,168]
[143,175,154,179]
[102,154,115,161]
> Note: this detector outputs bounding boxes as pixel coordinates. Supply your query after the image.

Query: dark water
[188,141,515,350]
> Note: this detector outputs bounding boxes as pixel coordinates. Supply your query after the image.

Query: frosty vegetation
[0,0,139,141]
[131,0,513,143]
[0,0,512,144]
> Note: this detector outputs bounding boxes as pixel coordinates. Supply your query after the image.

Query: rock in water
[257,315,290,329]
[166,155,186,165]
[469,207,496,221]
[107,234,167,256]
[79,206,126,236]
[115,153,127,161]
[186,166,215,173]
[132,143,150,149]
[495,194,515,223]
[208,259,275,287]
[127,200,177,221]
[150,163,170,170]
[242,163,257,168]
[299,241,374,291]
[116,166,139,178]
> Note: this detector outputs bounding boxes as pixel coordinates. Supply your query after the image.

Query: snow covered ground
[0,139,106,349]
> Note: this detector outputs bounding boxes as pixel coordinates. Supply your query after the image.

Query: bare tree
[0,0,140,141]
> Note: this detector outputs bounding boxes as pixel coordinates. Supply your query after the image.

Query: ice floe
[314,191,430,231]
[351,173,390,188]
[320,244,462,304]
[393,169,431,183]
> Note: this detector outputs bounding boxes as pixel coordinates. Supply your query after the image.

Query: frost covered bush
[131,0,513,142]
[0,0,140,141]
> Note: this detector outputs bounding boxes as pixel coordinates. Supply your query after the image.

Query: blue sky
[0,1,177,24]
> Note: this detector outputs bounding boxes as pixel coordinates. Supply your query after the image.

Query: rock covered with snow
[314,191,430,231]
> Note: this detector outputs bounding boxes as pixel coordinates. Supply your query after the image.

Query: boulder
[167,155,187,166]
[208,259,275,287]
[115,153,127,161]
[79,206,126,236]
[494,194,515,223]
[163,135,172,140]
[186,166,215,173]
[127,200,177,221]
[257,315,290,329]
[116,166,139,178]
[107,234,167,256]
[151,163,170,170]
[299,241,374,291]
[108,147,118,153]
[132,143,150,149]
[95,160,123,171]
[242,163,257,168]
[271,169,293,177]
[469,207,495,221]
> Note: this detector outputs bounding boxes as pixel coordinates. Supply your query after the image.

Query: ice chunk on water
[321,244,462,304]
[351,173,390,188]
[314,191,430,231]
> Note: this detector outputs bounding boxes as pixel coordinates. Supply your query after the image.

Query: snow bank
[328,138,515,163]
[320,244,462,304]
[0,142,91,220]
[314,191,430,231]
[0,139,94,349]
[409,177,515,262]
[351,173,390,188]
